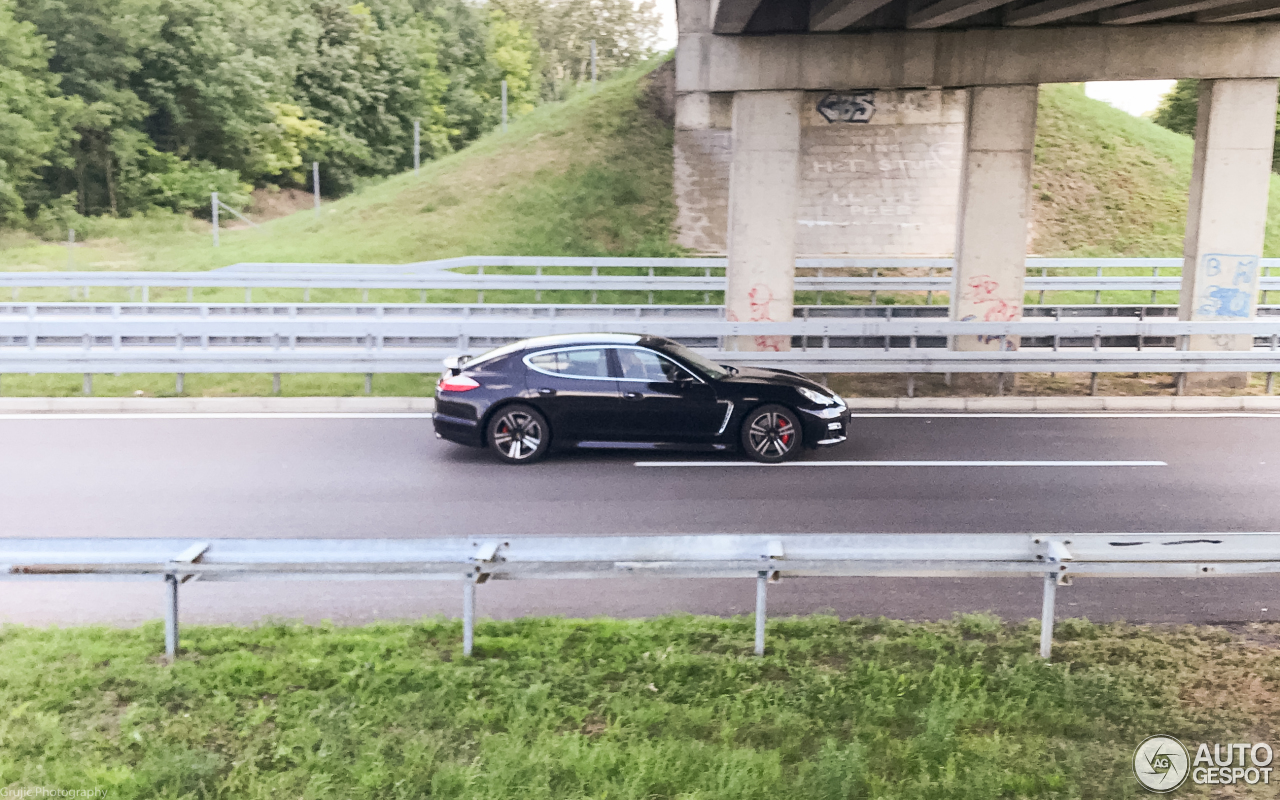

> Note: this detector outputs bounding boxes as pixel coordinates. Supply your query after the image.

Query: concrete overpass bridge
[673,0,1280,387]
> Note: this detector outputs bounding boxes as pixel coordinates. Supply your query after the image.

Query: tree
[493,0,661,101]
[13,0,162,215]
[1154,78,1280,172]
[0,0,77,223]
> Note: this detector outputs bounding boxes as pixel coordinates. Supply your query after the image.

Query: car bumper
[433,412,484,447]
[801,408,850,447]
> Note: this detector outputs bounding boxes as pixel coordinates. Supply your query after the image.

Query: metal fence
[6,256,1280,306]
[3,312,1280,384]
[3,532,1276,660]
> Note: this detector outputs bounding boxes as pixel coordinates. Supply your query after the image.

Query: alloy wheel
[747,411,797,459]
[492,411,543,460]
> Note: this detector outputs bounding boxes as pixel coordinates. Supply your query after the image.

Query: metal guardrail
[3,533,1276,660]
[10,310,1280,336]
[6,256,1280,302]
[3,312,1280,377]
[9,273,1280,294]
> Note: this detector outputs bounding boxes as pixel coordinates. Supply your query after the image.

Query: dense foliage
[1153,78,1280,172]
[0,0,660,228]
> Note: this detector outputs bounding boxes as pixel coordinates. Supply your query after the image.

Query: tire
[740,404,803,463]
[486,404,551,464]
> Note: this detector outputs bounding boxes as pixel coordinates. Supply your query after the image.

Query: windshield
[651,340,731,380]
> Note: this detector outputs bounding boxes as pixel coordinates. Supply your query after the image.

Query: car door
[523,346,623,441]
[611,346,725,442]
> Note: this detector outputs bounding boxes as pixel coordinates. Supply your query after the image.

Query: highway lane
[1,412,1278,628]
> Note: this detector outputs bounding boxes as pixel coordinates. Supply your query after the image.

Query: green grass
[0,373,437,398]
[8,613,1277,799]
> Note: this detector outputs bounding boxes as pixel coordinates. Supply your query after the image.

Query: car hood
[718,365,828,392]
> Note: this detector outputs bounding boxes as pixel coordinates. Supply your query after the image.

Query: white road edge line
[0,412,435,420]
[634,460,1168,467]
[847,412,1280,419]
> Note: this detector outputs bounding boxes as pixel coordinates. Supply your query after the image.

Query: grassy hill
[1032,83,1280,257]
[0,60,681,273]
[2,67,1279,271]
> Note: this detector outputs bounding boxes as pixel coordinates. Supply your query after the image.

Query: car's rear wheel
[741,404,802,463]
[486,404,550,464]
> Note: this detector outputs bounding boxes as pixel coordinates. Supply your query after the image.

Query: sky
[652,1,1174,118]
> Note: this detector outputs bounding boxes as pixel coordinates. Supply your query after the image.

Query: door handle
[623,392,643,400]
[538,388,556,396]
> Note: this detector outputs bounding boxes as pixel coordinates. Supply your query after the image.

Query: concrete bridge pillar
[1180,78,1279,390]
[725,90,803,351]
[951,85,1040,354]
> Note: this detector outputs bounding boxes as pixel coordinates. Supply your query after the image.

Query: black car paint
[432,335,849,453]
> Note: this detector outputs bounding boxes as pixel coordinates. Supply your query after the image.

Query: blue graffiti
[1199,285,1252,318]
[1233,259,1256,286]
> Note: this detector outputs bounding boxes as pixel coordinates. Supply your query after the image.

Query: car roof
[519,333,644,349]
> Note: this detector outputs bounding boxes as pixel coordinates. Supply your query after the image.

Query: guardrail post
[364,374,372,395]
[272,374,281,395]
[175,373,184,394]
[164,573,179,661]
[462,577,476,656]
[754,570,768,656]
[1039,571,1056,659]
[82,374,91,396]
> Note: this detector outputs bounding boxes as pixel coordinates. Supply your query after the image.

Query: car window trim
[611,345,706,385]
[522,345,617,382]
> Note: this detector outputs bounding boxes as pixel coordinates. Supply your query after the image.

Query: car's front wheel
[740,404,802,463]
[486,404,551,464]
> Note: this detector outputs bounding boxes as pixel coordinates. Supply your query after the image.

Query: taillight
[437,374,481,392]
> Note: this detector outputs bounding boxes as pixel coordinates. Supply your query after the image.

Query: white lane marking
[0,412,434,420]
[848,413,1280,419]
[635,460,1167,467]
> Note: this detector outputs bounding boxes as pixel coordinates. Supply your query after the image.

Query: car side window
[526,348,611,379]
[616,348,692,382]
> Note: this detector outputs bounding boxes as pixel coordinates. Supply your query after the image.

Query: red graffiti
[962,274,1020,322]
[748,284,774,321]
[747,284,784,350]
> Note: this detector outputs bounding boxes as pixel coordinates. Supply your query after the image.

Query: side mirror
[442,354,471,376]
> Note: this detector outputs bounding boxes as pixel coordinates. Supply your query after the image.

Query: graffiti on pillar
[1196,253,1258,318]
[747,284,784,351]
[817,92,875,124]
[960,275,1020,348]
[747,284,774,321]
[962,275,1020,322]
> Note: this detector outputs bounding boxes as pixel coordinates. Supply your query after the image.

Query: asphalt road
[1,411,1278,628]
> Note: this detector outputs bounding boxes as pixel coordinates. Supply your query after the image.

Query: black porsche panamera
[432,334,850,464]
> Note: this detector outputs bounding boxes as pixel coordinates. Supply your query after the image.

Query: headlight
[798,386,837,406]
